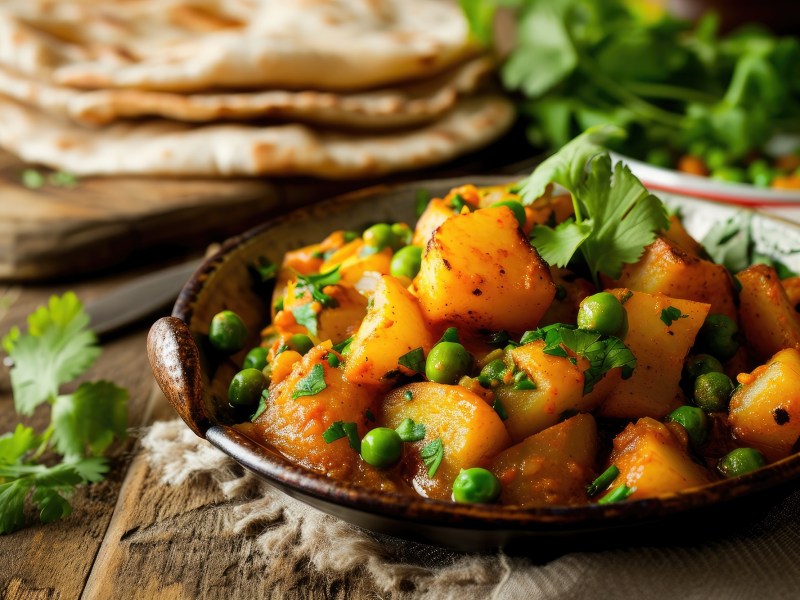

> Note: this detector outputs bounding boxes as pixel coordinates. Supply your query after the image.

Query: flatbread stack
[0,0,514,178]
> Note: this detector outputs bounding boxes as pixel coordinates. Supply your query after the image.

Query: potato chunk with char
[729,348,800,461]
[381,382,511,500]
[606,417,714,500]
[497,341,619,442]
[416,206,555,333]
[611,237,737,320]
[599,289,709,420]
[737,264,800,361]
[253,345,376,480]
[490,414,598,507]
[344,275,435,386]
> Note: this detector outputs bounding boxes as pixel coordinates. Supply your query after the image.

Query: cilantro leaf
[395,418,426,442]
[251,256,278,283]
[660,307,688,327]
[332,337,353,354]
[321,421,361,451]
[4,293,101,415]
[521,125,625,203]
[420,438,444,478]
[0,480,29,534]
[50,381,129,461]
[292,364,327,400]
[0,425,37,466]
[436,327,460,344]
[530,220,592,268]
[295,267,341,308]
[291,304,319,337]
[398,347,426,374]
[251,389,269,421]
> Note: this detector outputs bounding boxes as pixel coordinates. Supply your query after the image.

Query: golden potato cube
[344,275,435,385]
[497,340,619,443]
[253,345,375,480]
[606,417,713,500]
[729,348,800,461]
[381,382,512,500]
[599,289,709,420]
[611,237,737,320]
[416,206,556,333]
[490,414,598,507]
[737,264,800,361]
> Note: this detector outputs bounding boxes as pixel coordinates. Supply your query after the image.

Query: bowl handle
[147,316,210,438]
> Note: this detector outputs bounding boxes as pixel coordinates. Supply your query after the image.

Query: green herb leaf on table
[420,438,444,478]
[292,363,327,400]
[398,347,426,374]
[321,421,361,451]
[395,418,426,442]
[660,307,688,327]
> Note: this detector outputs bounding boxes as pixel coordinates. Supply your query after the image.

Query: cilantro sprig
[0,293,129,534]
[523,127,670,287]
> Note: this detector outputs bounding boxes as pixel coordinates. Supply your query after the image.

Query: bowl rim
[165,175,800,532]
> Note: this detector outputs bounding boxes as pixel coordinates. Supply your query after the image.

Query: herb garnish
[1,293,128,534]
[420,438,444,478]
[251,389,269,421]
[398,347,426,374]
[290,304,319,337]
[660,306,688,327]
[523,127,669,287]
[436,327,460,344]
[332,337,353,354]
[322,421,361,451]
[292,363,327,399]
[587,464,620,497]
[597,485,635,505]
[251,256,278,283]
[395,418,426,442]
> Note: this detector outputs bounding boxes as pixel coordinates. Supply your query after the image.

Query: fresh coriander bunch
[461,0,800,176]
[0,292,128,534]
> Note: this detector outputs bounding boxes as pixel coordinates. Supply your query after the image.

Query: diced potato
[662,214,703,258]
[729,348,800,461]
[522,193,574,234]
[275,280,367,344]
[416,206,556,333]
[606,417,713,500]
[344,275,436,385]
[497,340,619,442]
[538,267,595,326]
[321,239,392,286]
[381,382,512,500]
[413,198,467,247]
[253,345,376,479]
[782,276,800,309]
[610,237,737,320]
[490,414,598,507]
[737,264,800,361]
[599,289,709,420]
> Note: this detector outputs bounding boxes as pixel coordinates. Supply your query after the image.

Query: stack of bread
[0,0,514,179]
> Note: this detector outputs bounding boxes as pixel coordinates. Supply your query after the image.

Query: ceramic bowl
[148,176,800,552]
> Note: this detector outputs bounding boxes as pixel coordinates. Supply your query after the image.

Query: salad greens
[1,293,128,534]
[460,0,800,169]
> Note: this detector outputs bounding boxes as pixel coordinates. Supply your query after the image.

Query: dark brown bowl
[148,176,800,552]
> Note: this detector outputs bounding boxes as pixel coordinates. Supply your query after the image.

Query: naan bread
[0,95,514,178]
[0,57,494,127]
[0,0,477,92]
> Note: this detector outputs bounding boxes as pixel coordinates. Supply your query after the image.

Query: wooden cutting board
[0,150,380,281]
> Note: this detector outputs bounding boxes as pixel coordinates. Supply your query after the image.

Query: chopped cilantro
[436,327,460,344]
[321,421,360,451]
[403,390,414,402]
[395,418,426,442]
[292,364,327,400]
[332,337,353,355]
[251,256,278,283]
[660,306,688,327]
[251,389,269,421]
[290,304,319,337]
[295,266,341,308]
[327,353,340,368]
[420,438,444,478]
[398,347,426,374]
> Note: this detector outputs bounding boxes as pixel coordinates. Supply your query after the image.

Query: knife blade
[85,259,202,337]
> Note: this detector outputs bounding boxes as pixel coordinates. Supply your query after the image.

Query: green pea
[667,406,708,447]
[693,371,735,412]
[705,148,730,171]
[360,427,403,468]
[289,333,314,355]
[209,310,248,354]
[452,468,501,503]
[685,354,724,380]
[717,448,766,478]
[391,223,412,248]
[363,223,395,250]
[243,346,269,371]
[577,292,629,338]
[390,245,423,280]
[478,359,509,387]
[646,148,672,169]
[711,166,746,183]
[425,341,472,385]
[490,200,526,228]
[228,368,267,409]
[696,314,740,361]
[748,160,774,188]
